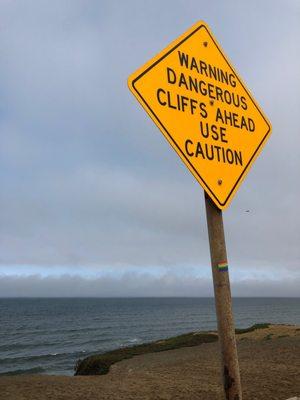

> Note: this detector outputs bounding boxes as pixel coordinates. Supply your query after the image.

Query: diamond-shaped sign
[128,21,271,209]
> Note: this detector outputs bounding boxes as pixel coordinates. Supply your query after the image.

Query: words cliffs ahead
[128,21,271,209]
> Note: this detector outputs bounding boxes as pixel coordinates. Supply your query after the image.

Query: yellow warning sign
[128,21,271,209]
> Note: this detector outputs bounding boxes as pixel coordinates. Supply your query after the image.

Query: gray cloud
[0,1,299,295]
[1,273,299,297]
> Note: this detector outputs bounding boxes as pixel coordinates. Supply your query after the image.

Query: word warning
[128,21,271,209]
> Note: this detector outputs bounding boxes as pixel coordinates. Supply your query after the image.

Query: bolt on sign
[128,21,271,209]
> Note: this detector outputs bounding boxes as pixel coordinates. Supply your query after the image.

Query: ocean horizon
[1,297,299,376]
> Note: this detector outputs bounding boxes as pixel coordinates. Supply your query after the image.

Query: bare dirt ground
[0,324,299,400]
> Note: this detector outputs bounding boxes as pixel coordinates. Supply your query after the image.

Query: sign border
[128,22,271,209]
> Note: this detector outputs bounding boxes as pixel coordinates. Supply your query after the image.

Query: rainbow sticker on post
[217,261,228,272]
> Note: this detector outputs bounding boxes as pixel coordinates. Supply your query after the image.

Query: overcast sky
[0,0,299,297]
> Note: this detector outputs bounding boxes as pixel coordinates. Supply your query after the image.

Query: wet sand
[0,324,299,400]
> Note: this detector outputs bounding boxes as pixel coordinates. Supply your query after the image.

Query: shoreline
[0,324,299,400]
[74,322,272,376]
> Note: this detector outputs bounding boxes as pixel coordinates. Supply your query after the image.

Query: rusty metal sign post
[128,21,271,400]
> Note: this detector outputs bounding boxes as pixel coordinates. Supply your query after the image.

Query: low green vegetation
[74,323,270,376]
[74,332,217,375]
[235,323,270,334]
[263,334,273,341]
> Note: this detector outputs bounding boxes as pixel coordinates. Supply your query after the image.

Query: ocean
[0,297,299,376]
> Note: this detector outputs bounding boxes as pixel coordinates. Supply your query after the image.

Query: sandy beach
[0,324,299,400]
